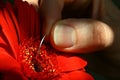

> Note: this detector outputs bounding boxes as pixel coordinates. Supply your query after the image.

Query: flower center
[17,38,58,79]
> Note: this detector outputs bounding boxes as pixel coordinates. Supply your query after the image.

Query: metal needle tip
[37,34,46,54]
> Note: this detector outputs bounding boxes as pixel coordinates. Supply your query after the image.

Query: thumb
[50,19,114,53]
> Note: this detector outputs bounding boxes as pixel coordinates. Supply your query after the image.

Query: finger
[40,0,64,38]
[50,19,114,53]
[22,0,39,9]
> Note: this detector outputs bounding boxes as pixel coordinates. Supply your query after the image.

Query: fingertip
[96,21,114,47]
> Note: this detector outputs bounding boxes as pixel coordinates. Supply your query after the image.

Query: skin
[24,0,120,79]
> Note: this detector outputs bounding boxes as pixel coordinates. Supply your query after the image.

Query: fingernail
[53,23,76,48]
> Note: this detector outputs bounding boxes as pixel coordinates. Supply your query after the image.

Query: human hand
[40,0,120,79]
[40,0,113,53]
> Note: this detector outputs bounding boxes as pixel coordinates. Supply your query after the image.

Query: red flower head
[17,38,94,80]
[0,0,94,80]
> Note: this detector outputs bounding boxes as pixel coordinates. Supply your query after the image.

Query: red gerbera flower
[0,0,94,80]
[17,38,94,80]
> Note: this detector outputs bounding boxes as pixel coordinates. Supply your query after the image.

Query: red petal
[0,48,20,72]
[34,9,40,37]
[4,3,19,44]
[0,47,27,80]
[2,71,27,80]
[14,1,40,41]
[3,4,20,57]
[60,71,94,80]
[5,2,21,43]
[0,9,17,58]
[57,55,87,72]
[15,1,30,41]
[29,5,35,37]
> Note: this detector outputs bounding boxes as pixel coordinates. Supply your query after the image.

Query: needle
[37,34,46,54]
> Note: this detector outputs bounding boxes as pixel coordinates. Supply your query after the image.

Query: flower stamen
[18,37,58,79]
